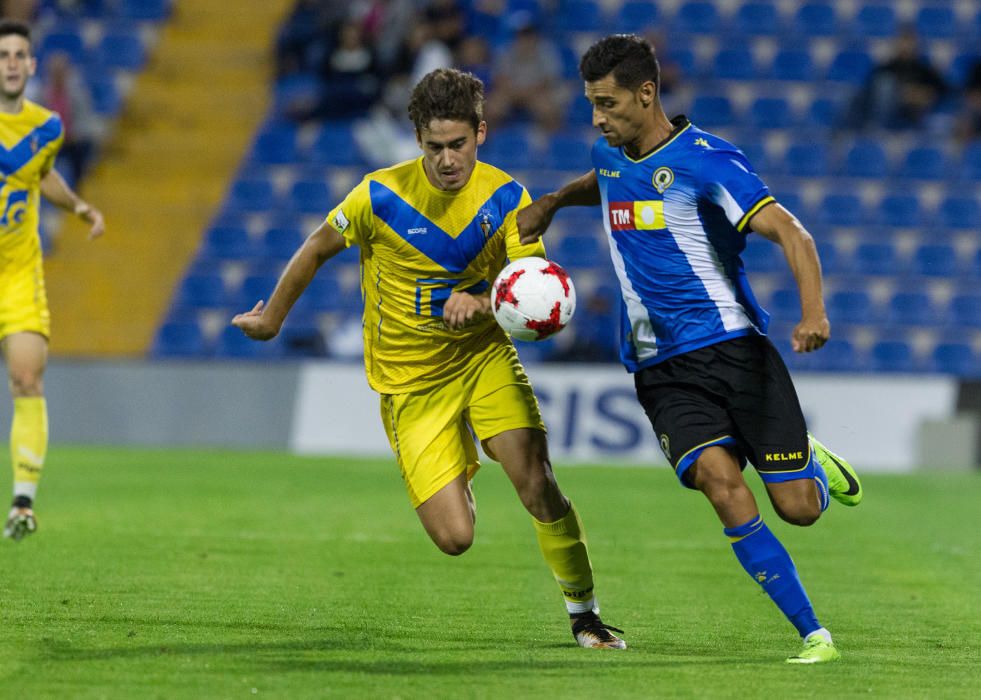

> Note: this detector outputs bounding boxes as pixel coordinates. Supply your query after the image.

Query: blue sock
[812,451,830,512]
[724,515,821,638]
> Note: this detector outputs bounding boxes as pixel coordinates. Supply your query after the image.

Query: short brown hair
[408,68,484,133]
[0,19,31,49]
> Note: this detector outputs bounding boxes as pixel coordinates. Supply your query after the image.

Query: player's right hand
[517,198,555,245]
[231,301,278,340]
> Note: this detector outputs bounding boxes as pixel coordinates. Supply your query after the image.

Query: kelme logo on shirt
[609,201,664,230]
[652,167,674,194]
[332,209,350,233]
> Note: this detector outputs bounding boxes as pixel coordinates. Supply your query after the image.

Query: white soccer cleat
[4,506,37,542]
[571,610,627,649]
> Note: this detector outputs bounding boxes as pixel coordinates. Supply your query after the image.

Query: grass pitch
[0,447,979,698]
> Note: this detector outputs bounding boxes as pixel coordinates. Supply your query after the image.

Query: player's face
[0,35,35,100]
[585,74,653,150]
[417,118,486,192]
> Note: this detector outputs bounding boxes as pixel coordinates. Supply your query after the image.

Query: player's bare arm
[749,203,830,353]
[40,169,104,240]
[517,170,601,244]
[443,290,491,330]
[232,221,347,340]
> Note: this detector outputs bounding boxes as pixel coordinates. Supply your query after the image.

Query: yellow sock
[533,503,596,614]
[11,397,47,501]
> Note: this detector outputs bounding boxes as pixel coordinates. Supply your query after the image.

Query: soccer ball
[491,257,576,341]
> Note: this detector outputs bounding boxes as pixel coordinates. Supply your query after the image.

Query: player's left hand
[792,315,830,352]
[80,205,105,240]
[231,301,279,340]
[443,291,491,330]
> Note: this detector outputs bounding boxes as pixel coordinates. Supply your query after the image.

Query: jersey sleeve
[325,177,374,247]
[698,147,774,233]
[505,186,547,261]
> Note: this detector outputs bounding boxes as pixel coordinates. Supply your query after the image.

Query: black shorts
[634,335,813,489]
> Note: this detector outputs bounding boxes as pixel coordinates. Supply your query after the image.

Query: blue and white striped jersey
[592,116,775,372]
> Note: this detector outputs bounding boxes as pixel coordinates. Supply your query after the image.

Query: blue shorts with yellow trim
[0,257,50,342]
[635,335,812,489]
[380,340,545,508]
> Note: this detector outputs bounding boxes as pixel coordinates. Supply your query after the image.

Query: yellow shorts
[380,341,545,508]
[0,258,50,341]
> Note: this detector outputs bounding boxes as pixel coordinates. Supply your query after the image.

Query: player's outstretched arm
[517,170,600,245]
[750,203,830,353]
[40,169,105,240]
[232,221,347,341]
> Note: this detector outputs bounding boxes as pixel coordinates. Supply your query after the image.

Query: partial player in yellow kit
[232,68,625,649]
[0,21,105,541]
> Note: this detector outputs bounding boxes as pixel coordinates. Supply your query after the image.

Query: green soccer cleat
[810,435,862,507]
[786,632,841,664]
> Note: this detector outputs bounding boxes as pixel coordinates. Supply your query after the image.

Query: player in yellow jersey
[233,68,625,649]
[0,21,105,541]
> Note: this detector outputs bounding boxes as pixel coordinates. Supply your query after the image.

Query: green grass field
[1,448,979,698]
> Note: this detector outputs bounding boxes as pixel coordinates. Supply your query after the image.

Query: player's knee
[778,506,820,527]
[8,369,43,397]
[434,532,473,556]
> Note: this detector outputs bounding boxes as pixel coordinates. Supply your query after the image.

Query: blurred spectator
[484,11,569,133]
[314,18,381,120]
[355,0,416,76]
[1,0,37,21]
[843,26,947,130]
[456,35,491,87]
[423,0,467,54]
[274,0,343,79]
[644,30,683,114]
[39,51,100,184]
[954,59,981,143]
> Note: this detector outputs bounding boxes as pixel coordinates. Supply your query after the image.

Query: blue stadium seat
[480,125,534,169]
[690,94,735,127]
[826,49,873,83]
[666,47,697,77]
[309,121,365,167]
[814,239,843,274]
[119,0,171,21]
[870,340,917,372]
[767,287,803,320]
[555,234,603,269]
[714,48,757,80]
[546,131,593,171]
[152,321,208,357]
[805,96,839,126]
[89,76,121,115]
[932,343,976,376]
[238,273,281,307]
[226,178,275,213]
[938,195,979,229]
[840,138,889,178]
[792,2,837,36]
[915,5,956,39]
[911,244,958,277]
[812,338,860,371]
[737,139,770,172]
[202,225,256,261]
[251,126,299,165]
[214,325,267,359]
[278,322,327,357]
[748,97,793,129]
[733,2,781,36]
[897,146,948,180]
[262,227,304,261]
[615,1,659,29]
[888,292,937,326]
[175,273,227,309]
[39,30,85,63]
[853,4,897,38]
[783,142,829,177]
[674,1,721,35]
[554,0,604,33]
[958,142,981,180]
[820,192,866,227]
[300,275,357,312]
[947,52,980,88]
[950,294,981,326]
[877,194,922,228]
[741,237,783,273]
[769,48,816,81]
[98,32,146,70]
[853,242,900,276]
[289,179,331,214]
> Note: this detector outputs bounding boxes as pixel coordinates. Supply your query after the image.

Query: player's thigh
[414,471,474,554]
[634,357,741,490]
[723,336,812,485]
[467,342,546,458]
[379,388,479,510]
[0,260,51,347]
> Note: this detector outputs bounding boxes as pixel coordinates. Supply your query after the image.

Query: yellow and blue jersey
[0,100,62,268]
[327,157,545,394]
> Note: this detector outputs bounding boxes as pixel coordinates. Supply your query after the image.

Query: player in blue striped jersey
[518,34,863,664]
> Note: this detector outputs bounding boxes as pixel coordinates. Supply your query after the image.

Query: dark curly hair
[408,68,484,132]
[580,34,660,93]
[0,19,32,48]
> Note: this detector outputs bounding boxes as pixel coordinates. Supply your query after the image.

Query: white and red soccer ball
[491,257,576,341]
